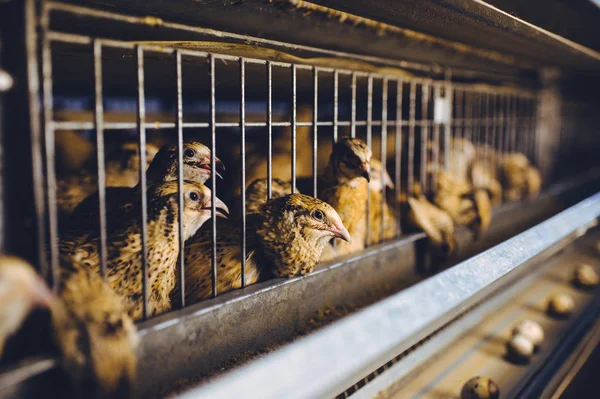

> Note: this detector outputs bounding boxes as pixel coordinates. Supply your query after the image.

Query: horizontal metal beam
[179,192,600,399]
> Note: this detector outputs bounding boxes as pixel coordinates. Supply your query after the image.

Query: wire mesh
[33,1,546,320]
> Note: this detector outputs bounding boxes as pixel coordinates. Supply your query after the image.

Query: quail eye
[312,210,325,221]
[189,191,200,202]
[184,148,195,158]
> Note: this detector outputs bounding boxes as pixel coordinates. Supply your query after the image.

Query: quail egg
[547,293,575,317]
[461,376,499,399]
[512,319,544,348]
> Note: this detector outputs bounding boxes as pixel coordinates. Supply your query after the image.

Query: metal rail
[178,192,600,399]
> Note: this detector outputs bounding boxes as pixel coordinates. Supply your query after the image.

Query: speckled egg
[547,293,575,317]
[512,319,544,348]
[461,376,500,399]
[573,264,599,288]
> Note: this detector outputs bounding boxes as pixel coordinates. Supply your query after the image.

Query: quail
[60,181,228,319]
[180,194,350,303]
[69,141,225,232]
[319,137,372,260]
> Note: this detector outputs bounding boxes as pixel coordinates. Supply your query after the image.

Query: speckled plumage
[245,178,297,214]
[181,194,349,304]
[69,141,224,232]
[319,137,372,260]
[60,181,225,319]
[54,266,138,398]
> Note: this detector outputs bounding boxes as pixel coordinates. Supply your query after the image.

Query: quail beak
[361,163,371,182]
[215,157,226,179]
[197,157,225,179]
[215,197,229,219]
[330,221,351,243]
[201,197,230,219]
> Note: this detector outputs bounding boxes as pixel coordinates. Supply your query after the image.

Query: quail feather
[60,181,228,319]
[179,194,350,304]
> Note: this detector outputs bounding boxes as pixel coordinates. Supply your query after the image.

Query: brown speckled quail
[319,137,371,260]
[179,194,350,304]
[69,141,225,232]
[60,181,228,319]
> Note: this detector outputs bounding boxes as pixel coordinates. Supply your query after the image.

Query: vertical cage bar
[408,81,416,195]
[333,70,339,144]
[240,58,247,288]
[531,97,538,164]
[291,65,297,193]
[380,77,388,243]
[420,83,428,194]
[501,94,508,160]
[41,16,59,290]
[365,74,373,246]
[209,54,218,298]
[351,72,357,138]
[482,93,492,175]
[464,90,472,146]
[266,62,273,199]
[93,39,108,278]
[510,95,517,153]
[26,0,48,277]
[443,72,452,172]
[394,79,403,236]
[455,88,463,164]
[175,50,186,307]
[135,45,149,319]
[476,92,483,162]
[432,84,441,192]
[312,67,318,197]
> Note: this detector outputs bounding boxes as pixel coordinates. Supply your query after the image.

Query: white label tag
[434,96,451,124]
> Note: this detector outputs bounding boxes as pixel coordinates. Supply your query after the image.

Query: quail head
[181,194,350,303]
[145,141,225,184]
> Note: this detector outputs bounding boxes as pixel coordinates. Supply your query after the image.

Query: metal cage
[2,0,600,397]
